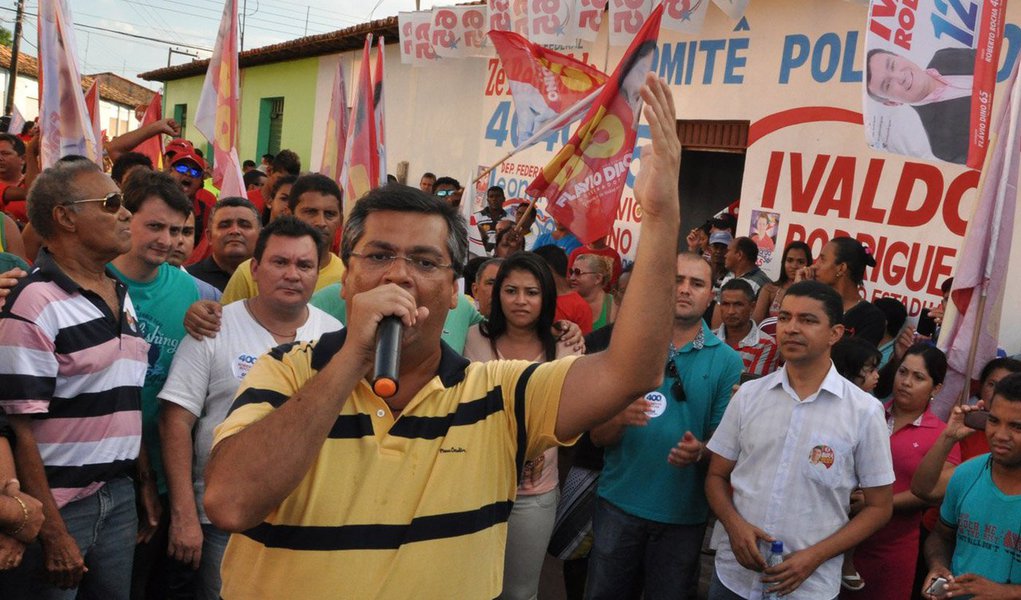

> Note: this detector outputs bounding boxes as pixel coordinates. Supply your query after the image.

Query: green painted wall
[159,56,320,166]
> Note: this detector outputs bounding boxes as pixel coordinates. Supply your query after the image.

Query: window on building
[257,97,285,157]
[173,104,187,140]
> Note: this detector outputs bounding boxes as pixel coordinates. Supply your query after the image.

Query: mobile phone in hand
[963,410,990,431]
[924,576,949,598]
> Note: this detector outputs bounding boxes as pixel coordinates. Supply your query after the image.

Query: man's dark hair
[0,133,25,156]
[721,277,755,302]
[873,297,908,338]
[783,280,843,327]
[270,149,301,176]
[253,215,326,265]
[261,153,274,162]
[242,159,256,169]
[342,183,467,278]
[111,152,153,185]
[243,169,266,189]
[712,214,737,235]
[211,196,260,225]
[288,173,342,212]
[532,244,568,278]
[980,358,1021,387]
[463,256,487,288]
[28,160,104,239]
[487,185,505,196]
[734,236,758,264]
[993,372,1021,404]
[434,176,460,190]
[122,169,192,218]
[865,48,895,102]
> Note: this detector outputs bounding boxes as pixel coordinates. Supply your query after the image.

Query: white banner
[663,0,711,35]
[576,0,609,41]
[529,0,575,45]
[609,0,655,47]
[712,0,750,21]
[398,12,417,65]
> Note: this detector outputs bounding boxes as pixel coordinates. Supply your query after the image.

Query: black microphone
[372,316,402,398]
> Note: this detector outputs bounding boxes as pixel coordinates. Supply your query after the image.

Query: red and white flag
[526,4,663,244]
[83,78,102,154]
[194,0,246,199]
[340,35,379,210]
[489,30,608,149]
[373,36,387,186]
[37,0,100,168]
[936,56,1021,418]
[7,105,25,135]
[133,92,165,169]
[318,60,348,182]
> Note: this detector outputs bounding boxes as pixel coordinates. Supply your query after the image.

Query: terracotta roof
[0,46,157,109]
[139,16,399,82]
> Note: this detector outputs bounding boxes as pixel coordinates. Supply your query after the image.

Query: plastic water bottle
[762,540,784,600]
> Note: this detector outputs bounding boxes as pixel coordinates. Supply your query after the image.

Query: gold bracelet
[4,494,28,536]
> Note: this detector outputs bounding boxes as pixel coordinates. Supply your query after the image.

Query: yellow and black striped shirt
[212,329,579,599]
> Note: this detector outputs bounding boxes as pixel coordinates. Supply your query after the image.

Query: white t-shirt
[158,302,342,523]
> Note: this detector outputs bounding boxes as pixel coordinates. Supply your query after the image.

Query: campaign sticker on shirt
[645,391,667,418]
[809,444,835,469]
[233,354,259,380]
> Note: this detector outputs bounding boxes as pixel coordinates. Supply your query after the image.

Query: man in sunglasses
[432,175,463,207]
[587,252,743,600]
[0,160,159,599]
[165,145,216,263]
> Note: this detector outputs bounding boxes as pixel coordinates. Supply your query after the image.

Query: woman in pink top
[841,344,960,600]
[464,251,579,600]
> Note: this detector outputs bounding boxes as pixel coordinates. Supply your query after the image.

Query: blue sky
[3,0,441,90]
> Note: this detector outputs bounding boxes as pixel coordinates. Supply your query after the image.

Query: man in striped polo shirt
[203,75,682,599]
[0,159,159,600]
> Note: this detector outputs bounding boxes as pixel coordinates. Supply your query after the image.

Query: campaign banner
[529,0,576,45]
[433,6,472,59]
[398,12,417,65]
[609,0,655,46]
[864,0,1008,168]
[663,0,711,35]
[577,0,610,41]
[462,6,490,55]
[527,4,663,243]
[412,11,440,66]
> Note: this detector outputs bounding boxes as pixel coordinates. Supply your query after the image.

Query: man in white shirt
[157,216,342,599]
[706,280,894,600]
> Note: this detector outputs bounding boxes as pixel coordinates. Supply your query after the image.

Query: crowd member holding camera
[921,373,1021,599]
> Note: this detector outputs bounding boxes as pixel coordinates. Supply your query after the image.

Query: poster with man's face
[863,0,1006,168]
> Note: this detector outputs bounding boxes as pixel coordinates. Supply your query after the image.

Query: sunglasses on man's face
[173,163,202,178]
[666,359,686,402]
[70,192,123,213]
[435,189,457,197]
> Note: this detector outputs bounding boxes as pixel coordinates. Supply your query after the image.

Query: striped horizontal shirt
[212,329,578,599]
[0,250,149,508]
[714,321,781,376]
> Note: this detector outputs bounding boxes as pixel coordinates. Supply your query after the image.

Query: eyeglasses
[172,163,202,178]
[349,251,454,276]
[435,189,457,197]
[70,192,123,213]
[569,268,597,277]
[666,359,686,402]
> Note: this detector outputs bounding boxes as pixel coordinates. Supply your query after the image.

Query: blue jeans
[0,476,138,600]
[584,498,706,600]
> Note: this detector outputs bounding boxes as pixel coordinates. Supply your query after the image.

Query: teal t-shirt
[109,263,200,494]
[598,322,743,524]
[940,454,1021,586]
[309,283,483,354]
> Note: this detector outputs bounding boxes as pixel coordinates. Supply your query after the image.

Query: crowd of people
[0,74,1018,600]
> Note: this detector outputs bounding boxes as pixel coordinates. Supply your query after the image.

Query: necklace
[244,299,299,340]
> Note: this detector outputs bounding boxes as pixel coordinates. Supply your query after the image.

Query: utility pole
[240,0,247,52]
[5,0,25,116]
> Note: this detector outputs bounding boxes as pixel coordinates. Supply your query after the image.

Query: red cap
[164,138,194,159]
[171,148,206,172]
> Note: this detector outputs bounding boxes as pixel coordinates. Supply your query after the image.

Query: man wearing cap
[708,231,731,289]
[164,140,217,263]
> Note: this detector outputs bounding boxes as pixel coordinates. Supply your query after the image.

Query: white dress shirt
[707,363,894,600]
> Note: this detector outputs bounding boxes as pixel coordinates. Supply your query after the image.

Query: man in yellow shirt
[204,75,683,599]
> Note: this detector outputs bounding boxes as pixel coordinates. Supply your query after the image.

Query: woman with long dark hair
[464,251,580,600]
[753,241,812,336]
[797,237,886,345]
[840,344,960,600]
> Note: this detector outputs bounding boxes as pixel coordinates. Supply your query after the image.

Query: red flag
[318,61,348,182]
[935,56,1021,418]
[526,4,663,244]
[373,36,387,187]
[133,92,165,169]
[489,30,608,149]
[340,35,379,210]
[194,0,246,199]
